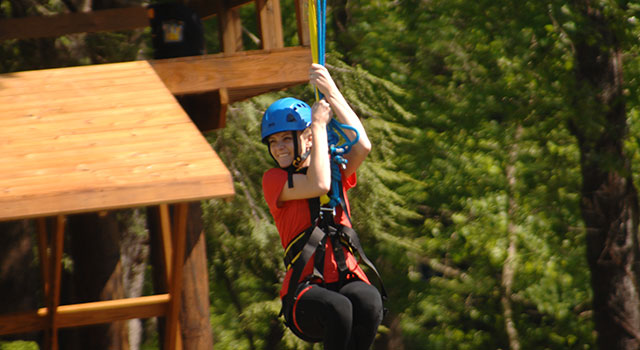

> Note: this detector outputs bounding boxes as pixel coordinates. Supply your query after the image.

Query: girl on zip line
[261,63,384,350]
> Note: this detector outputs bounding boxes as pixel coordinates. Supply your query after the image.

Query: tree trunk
[119,209,150,350]
[264,316,284,350]
[180,202,215,349]
[568,2,640,348]
[502,125,521,350]
[65,212,130,350]
[148,203,214,350]
[373,312,405,350]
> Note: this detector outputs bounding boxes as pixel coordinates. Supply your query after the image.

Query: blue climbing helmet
[261,97,312,144]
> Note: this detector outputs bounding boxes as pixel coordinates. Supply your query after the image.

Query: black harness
[279,171,387,337]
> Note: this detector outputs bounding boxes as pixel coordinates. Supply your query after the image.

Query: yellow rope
[308,0,319,101]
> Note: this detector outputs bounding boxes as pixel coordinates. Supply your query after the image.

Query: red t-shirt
[262,168,371,298]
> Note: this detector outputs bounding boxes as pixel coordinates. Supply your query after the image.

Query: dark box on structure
[148,3,205,59]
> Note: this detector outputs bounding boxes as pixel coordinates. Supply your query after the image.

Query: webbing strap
[330,228,348,274]
[340,226,388,300]
[313,234,328,281]
[284,228,310,270]
[283,226,325,308]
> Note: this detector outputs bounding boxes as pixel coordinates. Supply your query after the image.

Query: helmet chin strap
[288,131,313,188]
[292,150,311,169]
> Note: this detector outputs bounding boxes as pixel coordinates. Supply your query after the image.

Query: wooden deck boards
[0,60,234,221]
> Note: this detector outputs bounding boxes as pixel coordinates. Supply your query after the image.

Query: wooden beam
[57,294,170,328]
[183,0,253,20]
[150,47,311,98]
[256,0,284,50]
[226,81,303,101]
[0,294,170,336]
[0,7,149,41]
[0,310,45,336]
[0,0,290,42]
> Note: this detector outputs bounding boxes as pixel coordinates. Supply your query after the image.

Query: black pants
[290,280,383,350]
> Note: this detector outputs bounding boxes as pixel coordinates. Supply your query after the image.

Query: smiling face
[268,131,295,168]
[267,130,311,168]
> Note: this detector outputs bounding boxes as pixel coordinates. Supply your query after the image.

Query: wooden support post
[256,0,284,50]
[218,87,229,128]
[216,0,244,54]
[165,203,188,350]
[176,87,229,131]
[179,201,214,349]
[43,215,65,350]
[295,0,310,46]
[155,204,183,350]
[37,218,50,301]
[158,204,173,282]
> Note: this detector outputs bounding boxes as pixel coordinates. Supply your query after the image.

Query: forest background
[4,0,640,349]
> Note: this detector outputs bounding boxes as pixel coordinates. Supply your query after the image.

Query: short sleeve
[262,168,288,211]
[344,171,357,191]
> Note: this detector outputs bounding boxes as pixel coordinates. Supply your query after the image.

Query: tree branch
[501,124,523,350]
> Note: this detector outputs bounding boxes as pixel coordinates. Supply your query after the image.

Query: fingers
[309,64,335,96]
[311,99,331,114]
[309,64,328,81]
[310,63,326,73]
[311,99,332,125]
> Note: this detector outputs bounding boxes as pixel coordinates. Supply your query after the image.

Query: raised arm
[309,64,371,178]
[277,99,333,203]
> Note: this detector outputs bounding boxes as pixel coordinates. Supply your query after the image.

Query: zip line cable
[307,0,359,209]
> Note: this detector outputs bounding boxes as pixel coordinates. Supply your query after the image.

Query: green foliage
[198,0,606,348]
[7,0,640,349]
[0,342,38,350]
[313,0,600,349]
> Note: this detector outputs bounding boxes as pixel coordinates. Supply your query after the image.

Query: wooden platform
[0,61,235,349]
[0,60,234,220]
